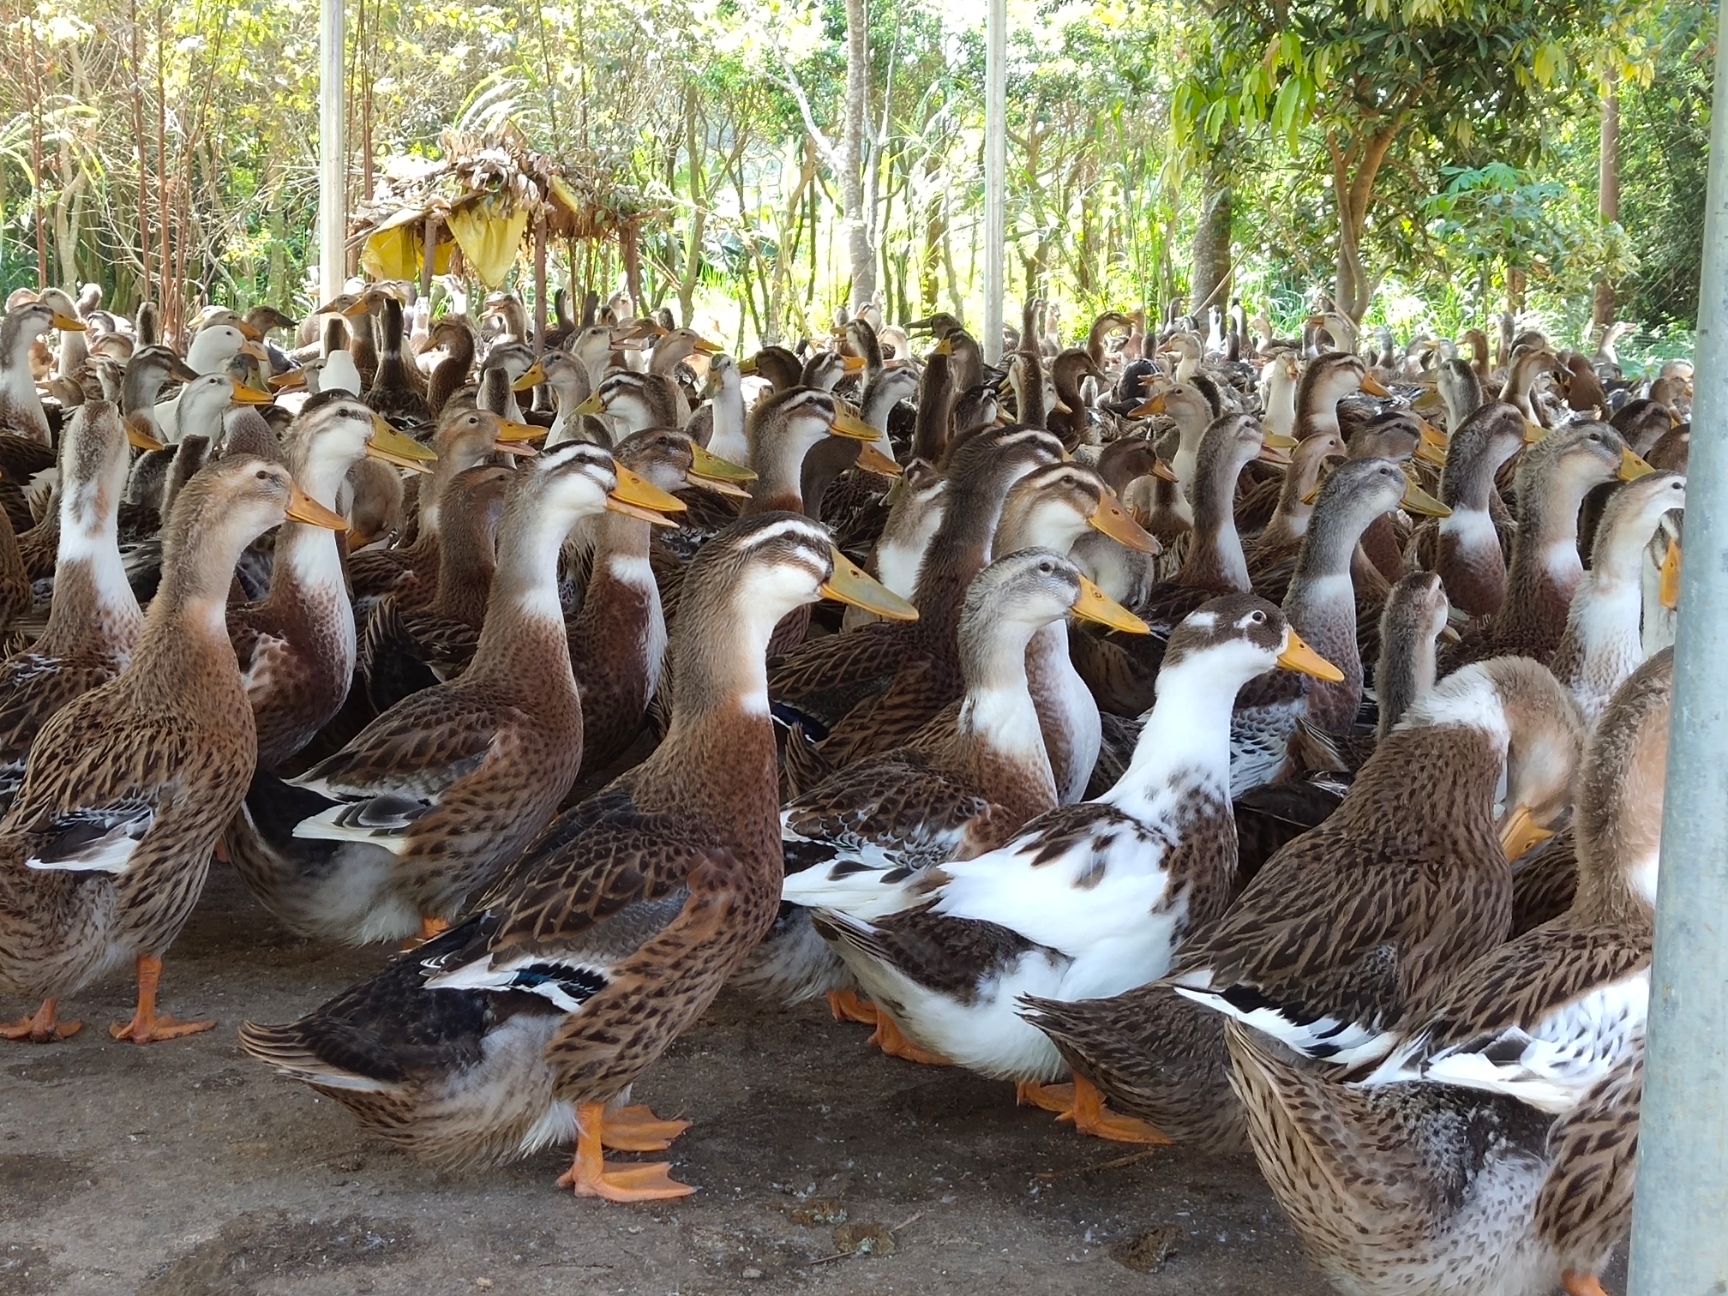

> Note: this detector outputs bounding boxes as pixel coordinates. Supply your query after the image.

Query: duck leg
[1,998,83,1043]
[868,1013,951,1066]
[1056,1075,1173,1145]
[557,1102,697,1202]
[1015,1080,1075,1113]
[109,954,215,1044]
[826,988,879,1025]
[599,1104,692,1153]
[1561,1274,1610,1296]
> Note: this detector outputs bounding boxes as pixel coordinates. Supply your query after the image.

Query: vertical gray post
[1626,12,1728,1296]
[318,0,346,301]
[982,0,1006,365]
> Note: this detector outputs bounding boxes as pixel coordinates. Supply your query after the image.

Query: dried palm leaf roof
[350,123,657,247]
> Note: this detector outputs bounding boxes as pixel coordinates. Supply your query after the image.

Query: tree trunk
[1190,151,1232,316]
[1328,124,1402,322]
[840,0,876,310]
[1591,71,1621,332]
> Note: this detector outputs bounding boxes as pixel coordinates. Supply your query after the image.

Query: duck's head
[944,424,1066,491]
[175,454,348,555]
[1304,350,1389,404]
[1132,379,1213,431]
[1524,421,1651,500]
[966,547,1148,638]
[612,425,756,500]
[800,349,860,391]
[1379,570,1451,653]
[575,370,679,432]
[748,386,880,466]
[433,407,542,466]
[292,395,437,481]
[997,462,1158,557]
[4,299,85,358]
[1592,470,1685,583]
[1163,593,1344,688]
[508,440,687,536]
[175,371,275,428]
[1311,456,1450,526]
[1094,434,1178,496]
[699,512,917,634]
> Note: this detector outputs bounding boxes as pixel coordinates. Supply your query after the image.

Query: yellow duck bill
[605,464,689,526]
[1276,630,1346,682]
[286,484,349,531]
[1400,477,1452,518]
[366,417,439,473]
[821,547,919,621]
[1088,492,1159,554]
[1498,804,1555,861]
[827,407,882,441]
[1072,575,1150,634]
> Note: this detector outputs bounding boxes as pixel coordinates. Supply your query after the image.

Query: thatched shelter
[350,124,653,341]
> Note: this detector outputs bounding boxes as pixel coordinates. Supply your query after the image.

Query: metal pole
[318,0,346,301]
[1626,11,1728,1295]
[982,0,1006,365]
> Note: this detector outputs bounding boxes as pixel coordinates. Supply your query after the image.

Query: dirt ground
[3,870,1347,1296]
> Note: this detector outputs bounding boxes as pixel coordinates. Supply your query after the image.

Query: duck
[1244,431,1348,586]
[801,596,1341,1119]
[0,403,156,811]
[3,300,85,444]
[852,460,949,612]
[1373,570,1452,739]
[1171,656,1584,1071]
[1227,650,1667,1296]
[362,292,431,424]
[422,318,479,417]
[1550,472,1685,725]
[227,444,685,944]
[239,513,912,1196]
[1447,423,1652,668]
[357,464,511,714]
[1406,402,1531,617]
[757,549,1145,1017]
[346,409,539,618]
[771,427,1065,759]
[0,454,345,1044]
[228,400,438,768]
[575,370,685,436]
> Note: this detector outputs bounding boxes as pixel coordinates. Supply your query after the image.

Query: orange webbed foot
[560,1103,697,1203]
[826,988,879,1025]
[1,1000,82,1044]
[868,1014,951,1066]
[600,1104,692,1153]
[110,1013,216,1044]
[1015,1080,1075,1113]
[1056,1075,1173,1145]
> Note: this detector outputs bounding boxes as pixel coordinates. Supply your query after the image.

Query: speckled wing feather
[293,687,513,801]
[0,653,124,795]
[767,621,912,719]
[782,753,1014,876]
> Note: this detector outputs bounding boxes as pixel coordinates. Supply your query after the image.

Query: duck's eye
[1250,610,1266,624]
[1038,561,1054,574]
[255,469,270,482]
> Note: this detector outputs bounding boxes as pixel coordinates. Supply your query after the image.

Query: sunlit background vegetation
[0,0,1714,370]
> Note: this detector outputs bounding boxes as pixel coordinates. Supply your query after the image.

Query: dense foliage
[0,0,1713,365]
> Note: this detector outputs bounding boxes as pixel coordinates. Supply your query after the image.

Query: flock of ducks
[0,282,1691,1296]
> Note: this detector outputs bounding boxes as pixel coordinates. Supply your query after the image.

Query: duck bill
[1257,443,1293,467]
[125,419,166,452]
[1358,373,1392,397]
[511,363,548,393]
[827,408,881,441]
[1415,420,1450,468]
[1276,630,1345,682]
[1523,420,1547,444]
[268,368,308,391]
[366,417,438,473]
[1400,478,1452,518]
[856,442,903,476]
[1262,430,1300,451]
[932,337,954,357]
[1130,393,1166,418]
[1088,493,1159,554]
[573,393,607,417]
[1618,448,1656,481]
[229,380,275,405]
[1660,540,1682,611]
[1498,804,1554,861]
[840,353,867,374]
[820,546,919,622]
[691,336,724,356]
[340,299,372,319]
[493,421,544,458]
[1072,575,1150,634]
[737,355,759,376]
[689,443,757,484]
[286,484,349,531]
[51,313,87,332]
[236,320,265,342]
[239,340,270,362]
[606,464,688,527]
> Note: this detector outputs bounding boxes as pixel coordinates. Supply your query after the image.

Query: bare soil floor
[5,869,1342,1295]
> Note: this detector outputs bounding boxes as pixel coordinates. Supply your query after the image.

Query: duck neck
[1106,657,1237,811]
[1265,373,1298,442]
[40,473,143,659]
[746,431,815,516]
[577,509,665,698]
[1507,472,1590,611]
[708,373,749,463]
[133,516,255,695]
[1176,454,1249,591]
[465,503,579,684]
[1286,509,1371,728]
[269,446,354,613]
[1376,628,1438,742]
[1,329,48,442]
[911,478,1002,639]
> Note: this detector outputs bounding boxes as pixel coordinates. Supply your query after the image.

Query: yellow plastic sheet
[360,223,453,282]
[446,197,528,289]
